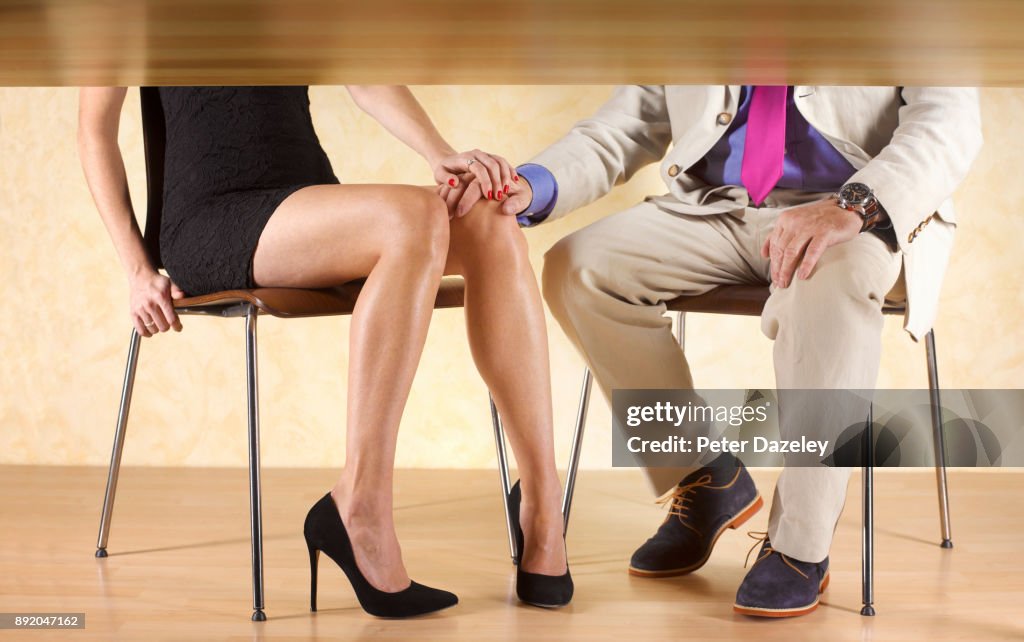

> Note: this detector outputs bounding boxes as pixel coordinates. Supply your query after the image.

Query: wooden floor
[0,466,1021,641]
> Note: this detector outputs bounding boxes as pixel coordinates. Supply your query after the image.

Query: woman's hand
[129,271,185,337]
[439,171,534,219]
[431,150,519,203]
[343,86,519,199]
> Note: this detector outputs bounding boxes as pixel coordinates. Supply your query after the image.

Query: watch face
[840,182,871,204]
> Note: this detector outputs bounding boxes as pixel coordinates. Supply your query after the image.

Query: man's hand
[761,198,863,288]
[499,176,533,217]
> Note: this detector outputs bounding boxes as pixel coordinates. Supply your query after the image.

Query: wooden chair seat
[664,284,907,317]
[173,276,467,318]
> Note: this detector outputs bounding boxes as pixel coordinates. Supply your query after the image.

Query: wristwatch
[835,182,888,233]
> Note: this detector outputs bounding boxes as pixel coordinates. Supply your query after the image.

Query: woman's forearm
[78,88,154,280]
[345,85,455,168]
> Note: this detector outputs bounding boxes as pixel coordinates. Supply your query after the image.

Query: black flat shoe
[509,481,574,608]
[303,492,458,618]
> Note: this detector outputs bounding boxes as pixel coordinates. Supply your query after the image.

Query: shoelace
[744,531,809,579]
[655,473,715,528]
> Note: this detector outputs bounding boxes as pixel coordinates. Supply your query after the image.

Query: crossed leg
[252,184,566,593]
[444,199,567,576]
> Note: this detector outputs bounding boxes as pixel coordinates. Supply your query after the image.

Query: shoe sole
[372,601,459,620]
[628,494,764,578]
[732,571,830,618]
[520,600,570,609]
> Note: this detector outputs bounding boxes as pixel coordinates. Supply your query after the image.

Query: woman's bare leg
[253,183,449,592]
[444,200,567,576]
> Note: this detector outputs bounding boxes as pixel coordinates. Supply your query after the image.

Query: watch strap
[835,189,887,233]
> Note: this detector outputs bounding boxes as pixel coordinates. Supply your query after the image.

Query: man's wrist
[515,163,558,227]
[831,201,864,231]
[517,175,536,212]
[870,206,892,230]
[834,183,887,233]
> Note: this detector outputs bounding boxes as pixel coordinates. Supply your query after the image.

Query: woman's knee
[450,200,528,264]
[383,187,450,265]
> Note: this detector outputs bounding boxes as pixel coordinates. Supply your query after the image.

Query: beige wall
[0,86,1017,469]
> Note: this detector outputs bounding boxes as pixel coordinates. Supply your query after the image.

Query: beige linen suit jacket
[530,86,983,339]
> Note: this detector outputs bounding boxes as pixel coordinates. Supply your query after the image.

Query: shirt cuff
[515,163,558,227]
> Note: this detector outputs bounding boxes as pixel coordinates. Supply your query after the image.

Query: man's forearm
[845,87,982,247]
[525,85,672,222]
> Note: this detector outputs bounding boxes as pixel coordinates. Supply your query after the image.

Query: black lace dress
[157,86,339,295]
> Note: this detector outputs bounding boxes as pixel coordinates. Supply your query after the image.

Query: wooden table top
[3,0,1024,86]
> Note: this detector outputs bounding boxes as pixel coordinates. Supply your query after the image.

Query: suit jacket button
[717,112,733,126]
[667,164,681,177]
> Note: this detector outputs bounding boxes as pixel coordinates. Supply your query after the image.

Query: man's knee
[540,231,618,321]
[763,239,897,337]
[542,232,605,317]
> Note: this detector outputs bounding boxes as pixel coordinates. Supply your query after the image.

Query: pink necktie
[741,86,788,206]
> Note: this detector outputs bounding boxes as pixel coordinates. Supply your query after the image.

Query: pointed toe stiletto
[509,481,574,608]
[303,492,458,618]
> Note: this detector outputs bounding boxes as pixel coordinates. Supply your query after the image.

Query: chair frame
[492,296,955,616]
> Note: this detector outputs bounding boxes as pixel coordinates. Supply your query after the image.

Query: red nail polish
[448,178,456,187]
[513,175,519,182]
[497,191,503,200]
[504,185,509,194]
[487,190,493,200]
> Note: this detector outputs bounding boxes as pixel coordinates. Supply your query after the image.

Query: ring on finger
[466,158,477,168]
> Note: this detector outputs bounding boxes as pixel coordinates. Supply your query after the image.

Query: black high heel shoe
[508,481,574,608]
[303,492,458,618]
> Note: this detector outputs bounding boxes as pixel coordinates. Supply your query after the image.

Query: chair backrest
[139,86,166,270]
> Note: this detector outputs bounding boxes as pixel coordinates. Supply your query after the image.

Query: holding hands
[431,149,518,204]
[432,150,533,218]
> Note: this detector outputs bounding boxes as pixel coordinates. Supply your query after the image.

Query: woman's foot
[509,480,574,608]
[517,482,568,576]
[305,492,458,617]
[330,482,411,593]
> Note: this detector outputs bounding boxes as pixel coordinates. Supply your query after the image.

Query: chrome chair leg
[490,394,518,564]
[95,329,142,558]
[861,403,876,617]
[925,330,954,549]
[562,367,593,533]
[245,306,267,622]
[561,311,683,535]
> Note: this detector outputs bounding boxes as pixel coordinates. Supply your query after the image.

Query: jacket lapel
[726,85,743,111]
